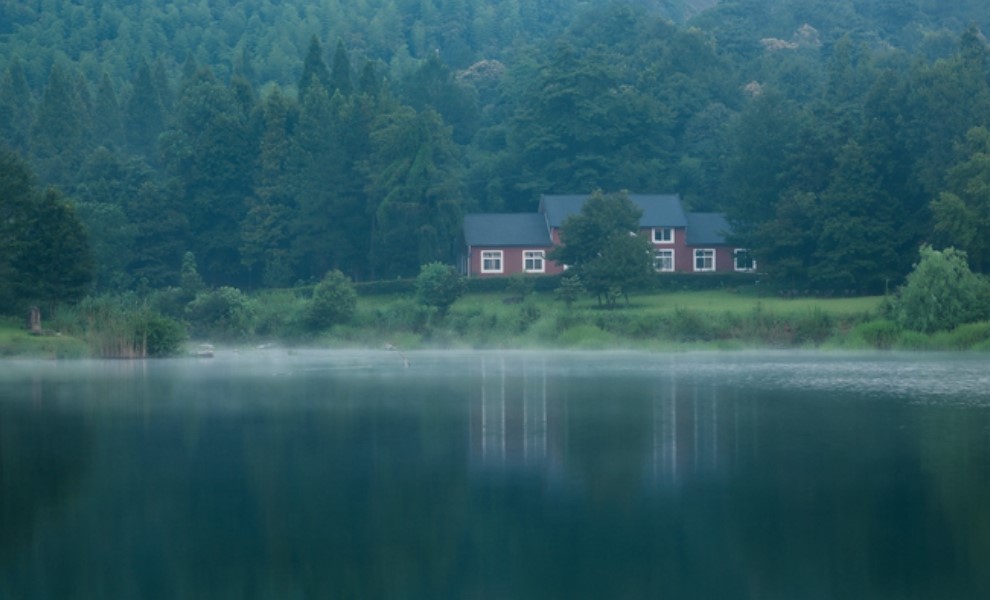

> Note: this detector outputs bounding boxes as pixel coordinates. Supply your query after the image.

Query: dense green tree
[12,188,94,310]
[401,53,479,144]
[857,68,926,276]
[509,40,673,200]
[549,191,653,307]
[931,126,990,272]
[124,179,189,288]
[0,151,36,311]
[289,84,345,281]
[749,191,818,289]
[160,69,255,286]
[243,88,298,287]
[724,89,811,228]
[0,151,93,310]
[366,106,464,278]
[906,26,990,195]
[810,141,899,292]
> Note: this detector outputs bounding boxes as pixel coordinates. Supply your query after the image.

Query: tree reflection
[0,378,92,568]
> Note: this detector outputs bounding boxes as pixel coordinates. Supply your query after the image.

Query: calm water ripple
[1,350,989,599]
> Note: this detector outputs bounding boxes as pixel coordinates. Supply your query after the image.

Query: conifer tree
[243,88,298,287]
[299,35,331,95]
[125,61,165,164]
[32,63,85,185]
[14,188,95,308]
[331,40,353,96]
[367,107,464,278]
[93,73,124,150]
[0,59,33,153]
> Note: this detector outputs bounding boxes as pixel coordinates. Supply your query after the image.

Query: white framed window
[694,249,715,272]
[653,227,674,244]
[734,249,756,272]
[481,250,503,273]
[523,250,545,273]
[653,249,674,272]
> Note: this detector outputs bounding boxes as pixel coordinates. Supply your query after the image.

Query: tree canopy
[3,1,990,313]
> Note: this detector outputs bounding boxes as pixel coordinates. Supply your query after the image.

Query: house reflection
[469,357,567,480]
[468,357,753,492]
[647,385,751,491]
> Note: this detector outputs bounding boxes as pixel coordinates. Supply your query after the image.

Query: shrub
[147,286,189,320]
[354,278,416,296]
[376,298,432,333]
[893,245,990,333]
[853,320,901,350]
[253,290,308,339]
[557,324,615,348]
[186,286,254,340]
[943,321,990,349]
[896,330,933,350]
[306,270,357,330]
[131,311,186,357]
[416,262,465,316]
[792,307,834,346]
[514,299,541,332]
[667,307,717,341]
[456,275,562,294]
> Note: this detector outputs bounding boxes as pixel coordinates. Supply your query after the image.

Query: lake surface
[2,350,989,599]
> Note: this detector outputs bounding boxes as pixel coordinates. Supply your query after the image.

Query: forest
[4,0,990,314]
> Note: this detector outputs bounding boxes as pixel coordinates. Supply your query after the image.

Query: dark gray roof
[463,213,552,247]
[539,194,688,228]
[686,213,732,245]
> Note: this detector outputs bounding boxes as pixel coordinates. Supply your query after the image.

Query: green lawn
[448,290,884,318]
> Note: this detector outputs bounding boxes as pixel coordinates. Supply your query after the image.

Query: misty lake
[2,350,989,599]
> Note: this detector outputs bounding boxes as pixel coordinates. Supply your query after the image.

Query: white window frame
[481,250,503,274]
[654,249,675,272]
[694,249,715,272]
[523,250,545,273]
[653,227,674,244]
[734,249,756,272]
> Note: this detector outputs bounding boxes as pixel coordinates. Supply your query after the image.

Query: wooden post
[29,306,42,334]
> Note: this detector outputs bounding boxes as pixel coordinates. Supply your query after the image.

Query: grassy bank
[331,289,885,351]
[0,317,89,359]
[6,290,990,357]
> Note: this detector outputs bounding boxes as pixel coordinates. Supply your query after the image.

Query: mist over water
[2,350,989,598]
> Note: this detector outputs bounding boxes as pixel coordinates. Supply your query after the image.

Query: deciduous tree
[549,191,653,308]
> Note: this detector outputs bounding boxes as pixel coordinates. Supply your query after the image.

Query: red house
[461,194,755,277]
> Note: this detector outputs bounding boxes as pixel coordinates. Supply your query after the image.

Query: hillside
[2,0,990,314]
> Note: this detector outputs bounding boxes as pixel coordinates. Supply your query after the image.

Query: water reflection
[470,355,752,494]
[2,351,990,598]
